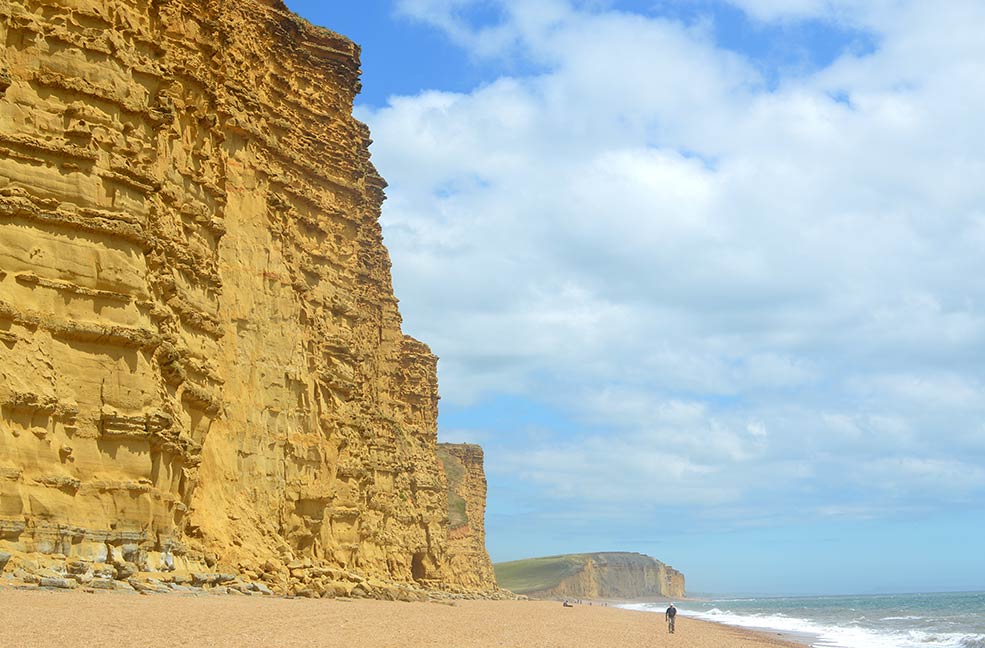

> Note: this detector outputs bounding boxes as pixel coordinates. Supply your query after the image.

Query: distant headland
[494,552,685,600]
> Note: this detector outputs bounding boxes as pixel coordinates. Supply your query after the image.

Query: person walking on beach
[665,603,677,633]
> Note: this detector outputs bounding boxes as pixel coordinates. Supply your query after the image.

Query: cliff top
[265,0,360,56]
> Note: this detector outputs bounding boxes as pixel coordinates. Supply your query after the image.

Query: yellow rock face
[0,0,494,592]
[437,444,496,589]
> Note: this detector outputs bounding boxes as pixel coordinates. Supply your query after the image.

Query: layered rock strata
[436,443,495,589]
[495,552,685,600]
[0,0,496,595]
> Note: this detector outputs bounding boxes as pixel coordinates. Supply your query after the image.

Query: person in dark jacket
[665,603,677,633]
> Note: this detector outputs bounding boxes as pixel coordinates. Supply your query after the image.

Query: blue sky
[284,0,985,595]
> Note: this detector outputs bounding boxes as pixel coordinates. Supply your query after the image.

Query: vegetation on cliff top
[493,554,590,595]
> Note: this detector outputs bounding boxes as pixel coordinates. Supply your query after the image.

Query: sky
[283,0,985,596]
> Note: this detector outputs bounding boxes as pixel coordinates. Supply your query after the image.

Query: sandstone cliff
[494,552,685,600]
[436,443,495,589]
[0,0,496,596]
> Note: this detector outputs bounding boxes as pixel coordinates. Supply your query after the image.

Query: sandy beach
[0,589,802,648]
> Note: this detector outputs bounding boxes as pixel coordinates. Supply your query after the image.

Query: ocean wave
[619,604,985,648]
[881,615,925,621]
[703,607,732,616]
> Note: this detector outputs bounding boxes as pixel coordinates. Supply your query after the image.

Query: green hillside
[493,554,589,595]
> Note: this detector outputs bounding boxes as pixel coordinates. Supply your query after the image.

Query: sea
[621,591,985,648]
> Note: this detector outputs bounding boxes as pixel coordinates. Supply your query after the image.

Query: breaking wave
[620,595,985,648]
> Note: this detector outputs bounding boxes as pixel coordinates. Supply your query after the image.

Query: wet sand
[0,588,803,648]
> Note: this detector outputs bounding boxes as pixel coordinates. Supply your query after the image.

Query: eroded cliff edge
[0,0,497,597]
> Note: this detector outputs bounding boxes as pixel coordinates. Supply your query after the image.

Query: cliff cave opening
[411,552,426,582]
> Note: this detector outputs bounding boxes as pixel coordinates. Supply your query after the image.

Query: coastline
[579,597,815,648]
[0,587,806,648]
[627,591,985,648]
[613,599,818,648]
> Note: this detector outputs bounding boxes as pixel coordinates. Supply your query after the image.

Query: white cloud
[746,421,768,438]
[501,437,729,505]
[859,457,985,495]
[360,0,985,523]
[721,0,921,28]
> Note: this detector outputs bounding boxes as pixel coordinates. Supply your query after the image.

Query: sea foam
[621,592,985,648]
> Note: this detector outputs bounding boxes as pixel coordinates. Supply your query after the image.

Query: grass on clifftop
[493,554,589,595]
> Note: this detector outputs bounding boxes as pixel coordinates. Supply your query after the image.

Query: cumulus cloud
[359,0,985,530]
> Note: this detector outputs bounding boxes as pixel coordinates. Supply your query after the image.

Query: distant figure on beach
[563,600,574,608]
[665,603,677,633]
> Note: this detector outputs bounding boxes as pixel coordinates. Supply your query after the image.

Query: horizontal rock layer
[436,443,496,589]
[0,0,495,593]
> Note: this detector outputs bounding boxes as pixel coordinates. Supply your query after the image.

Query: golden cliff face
[436,443,496,589]
[0,0,495,595]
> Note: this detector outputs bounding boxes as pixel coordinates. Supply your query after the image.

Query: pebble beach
[0,589,802,648]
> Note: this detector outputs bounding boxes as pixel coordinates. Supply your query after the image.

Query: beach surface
[0,589,802,648]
